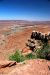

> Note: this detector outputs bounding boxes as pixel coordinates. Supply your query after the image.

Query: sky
[0,0,50,21]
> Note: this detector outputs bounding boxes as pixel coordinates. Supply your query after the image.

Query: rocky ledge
[26,31,50,51]
[31,31,50,42]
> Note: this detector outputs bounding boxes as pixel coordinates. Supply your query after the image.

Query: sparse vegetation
[9,50,25,62]
[9,50,35,62]
[25,53,35,59]
[9,40,50,62]
[36,43,50,60]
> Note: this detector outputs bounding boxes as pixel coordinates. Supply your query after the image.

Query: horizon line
[0,20,50,22]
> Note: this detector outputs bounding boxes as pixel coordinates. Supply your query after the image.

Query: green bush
[25,53,36,59]
[9,50,35,62]
[9,50,25,62]
[9,43,50,62]
[36,43,50,60]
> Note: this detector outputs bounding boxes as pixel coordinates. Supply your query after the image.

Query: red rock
[0,61,16,68]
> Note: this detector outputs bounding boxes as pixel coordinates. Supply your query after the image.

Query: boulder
[26,41,35,51]
[48,34,50,40]
[28,39,35,44]
[41,35,45,41]
[44,34,48,42]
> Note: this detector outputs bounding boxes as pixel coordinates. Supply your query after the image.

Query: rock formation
[31,31,50,42]
[26,31,50,51]
[0,61,16,68]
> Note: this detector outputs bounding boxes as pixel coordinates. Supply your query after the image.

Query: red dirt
[0,59,49,75]
[8,59,50,75]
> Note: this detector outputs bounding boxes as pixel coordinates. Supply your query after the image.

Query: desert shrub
[9,42,50,62]
[36,43,50,60]
[9,50,25,62]
[25,53,35,59]
[9,50,36,62]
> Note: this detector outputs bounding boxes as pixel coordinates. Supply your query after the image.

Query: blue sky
[0,0,50,21]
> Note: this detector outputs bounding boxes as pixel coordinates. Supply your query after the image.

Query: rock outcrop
[31,31,50,42]
[26,31,50,51]
[0,61,16,68]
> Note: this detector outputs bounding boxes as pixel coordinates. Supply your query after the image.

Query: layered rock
[26,31,50,51]
[26,38,42,51]
[0,61,16,68]
[31,31,50,42]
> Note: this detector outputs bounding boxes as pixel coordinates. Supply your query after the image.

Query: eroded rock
[26,31,50,51]
[0,61,16,68]
[31,31,50,42]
